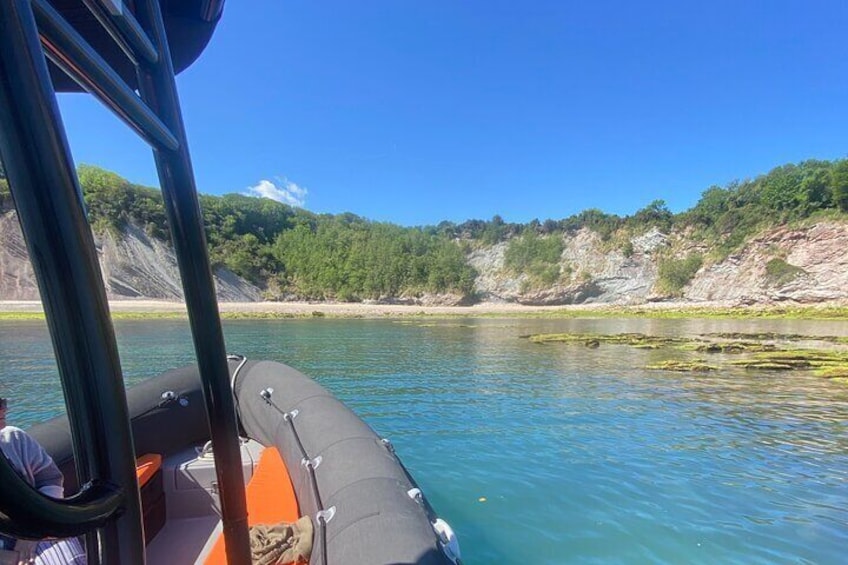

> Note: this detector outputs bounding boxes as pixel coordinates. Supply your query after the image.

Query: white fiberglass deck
[144,439,264,565]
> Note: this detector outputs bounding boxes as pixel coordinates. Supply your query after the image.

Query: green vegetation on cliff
[433,159,848,247]
[504,231,563,289]
[2,156,848,302]
[76,165,475,300]
[272,217,475,300]
[656,254,703,296]
[681,159,848,257]
[765,258,806,287]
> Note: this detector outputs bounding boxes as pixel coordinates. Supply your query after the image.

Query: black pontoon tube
[133,1,251,562]
[262,390,332,565]
[0,1,144,562]
[236,360,458,565]
[29,359,461,564]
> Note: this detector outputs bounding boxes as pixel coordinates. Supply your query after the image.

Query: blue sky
[58,0,848,226]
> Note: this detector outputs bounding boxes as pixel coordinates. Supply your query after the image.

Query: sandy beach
[2,298,846,319]
[0,299,593,317]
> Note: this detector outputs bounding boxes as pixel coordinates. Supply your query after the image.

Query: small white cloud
[245,178,308,207]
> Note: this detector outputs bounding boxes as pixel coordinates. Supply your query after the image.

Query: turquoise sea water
[1,317,847,564]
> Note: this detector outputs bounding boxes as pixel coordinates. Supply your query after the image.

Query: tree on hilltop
[832,160,848,212]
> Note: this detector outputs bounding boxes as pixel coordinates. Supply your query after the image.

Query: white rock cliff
[2,208,847,306]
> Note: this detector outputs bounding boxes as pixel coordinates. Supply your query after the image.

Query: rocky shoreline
[6,209,848,307]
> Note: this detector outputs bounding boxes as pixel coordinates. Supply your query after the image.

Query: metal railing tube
[132,1,252,563]
[200,0,226,22]
[80,0,159,66]
[31,0,179,151]
[0,463,122,539]
[0,2,145,563]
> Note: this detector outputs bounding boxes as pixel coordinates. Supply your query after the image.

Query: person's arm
[26,439,63,500]
[0,427,63,498]
[0,427,75,565]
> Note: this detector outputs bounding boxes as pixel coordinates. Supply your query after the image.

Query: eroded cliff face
[0,211,261,301]
[3,207,847,306]
[0,212,36,300]
[469,222,848,306]
[686,223,848,304]
[469,228,664,305]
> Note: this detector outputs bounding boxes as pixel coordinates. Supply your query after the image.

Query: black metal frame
[0,1,248,563]
[34,0,178,149]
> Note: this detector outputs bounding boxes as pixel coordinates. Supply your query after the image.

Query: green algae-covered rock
[646,360,717,372]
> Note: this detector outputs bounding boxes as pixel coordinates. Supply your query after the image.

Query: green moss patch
[753,350,848,362]
[702,331,848,344]
[525,330,848,384]
[647,360,717,372]
[727,349,848,377]
[693,341,778,353]
[814,367,848,379]
[765,258,806,287]
[526,332,693,348]
[736,361,804,370]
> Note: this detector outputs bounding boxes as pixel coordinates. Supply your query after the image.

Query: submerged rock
[646,360,717,372]
[524,330,848,384]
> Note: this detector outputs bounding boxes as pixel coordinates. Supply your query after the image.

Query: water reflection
[0,317,846,564]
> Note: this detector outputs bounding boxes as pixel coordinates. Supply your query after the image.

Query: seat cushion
[136,453,162,488]
[204,447,299,564]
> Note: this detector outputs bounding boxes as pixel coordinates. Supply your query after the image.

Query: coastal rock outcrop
[4,205,848,306]
[0,211,37,300]
[469,228,662,305]
[687,222,848,304]
[467,222,848,306]
[0,210,261,302]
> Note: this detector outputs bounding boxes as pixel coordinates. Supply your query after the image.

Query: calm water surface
[1,317,847,564]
